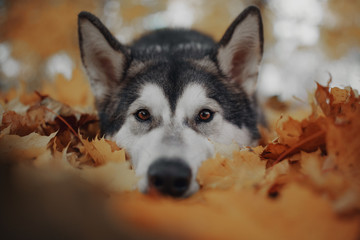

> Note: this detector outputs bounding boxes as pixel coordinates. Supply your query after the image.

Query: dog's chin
[137,177,200,198]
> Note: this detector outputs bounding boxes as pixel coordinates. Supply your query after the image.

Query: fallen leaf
[261,143,289,167]
[276,116,302,146]
[78,162,138,193]
[315,83,360,187]
[198,147,266,190]
[79,134,126,166]
[0,131,56,162]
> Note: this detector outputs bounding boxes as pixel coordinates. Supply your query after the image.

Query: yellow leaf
[78,134,126,166]
[0,131,56,162]
[78,162,138,192]
[197,146,266,190]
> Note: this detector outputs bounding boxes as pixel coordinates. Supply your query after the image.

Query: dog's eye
[197,109,214,123]
[135,109,151,121]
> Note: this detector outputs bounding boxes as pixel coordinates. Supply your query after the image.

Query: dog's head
[78,6,263,197]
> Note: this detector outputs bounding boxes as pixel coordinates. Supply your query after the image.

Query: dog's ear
[217,6,263,96]
[78,11,129,104]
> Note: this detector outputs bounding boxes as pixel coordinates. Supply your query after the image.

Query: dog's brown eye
[135,109,151,121]
[197,109,214,122]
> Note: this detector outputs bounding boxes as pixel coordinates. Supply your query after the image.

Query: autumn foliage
[1,80,360,239]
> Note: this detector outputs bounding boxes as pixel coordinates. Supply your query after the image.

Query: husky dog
[78,6,263,197]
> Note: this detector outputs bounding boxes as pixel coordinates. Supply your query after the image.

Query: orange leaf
[79,134,126,166]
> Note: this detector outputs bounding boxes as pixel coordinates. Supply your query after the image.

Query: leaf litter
[1,80,360,239]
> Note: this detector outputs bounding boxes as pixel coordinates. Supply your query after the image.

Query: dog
[78,6,263,197]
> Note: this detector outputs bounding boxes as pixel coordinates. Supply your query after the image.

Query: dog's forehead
[175,84,220,119]
[133,84,171,118]
[136,81,212,118]
[133,60,216,111]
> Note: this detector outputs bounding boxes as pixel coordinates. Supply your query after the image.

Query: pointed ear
[217,6,263,96]
[78,11,129,104]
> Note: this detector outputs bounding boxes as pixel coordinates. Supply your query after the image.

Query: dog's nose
[147,159,192,197]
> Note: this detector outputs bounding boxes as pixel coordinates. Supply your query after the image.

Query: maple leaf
[261,143,289,166]
[276,116,303,146]
[197,146,266,190]
[317,85,360,188]
[261,115,326,168]
[1,110,43,136]
[315,83,359,121]
[78,134,126,166]
[0,131,56,163]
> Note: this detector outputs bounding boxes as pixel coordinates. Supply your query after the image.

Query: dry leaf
[314,83,360,186]
[2,77,360,240]
[261,116,326,168]
[261,142,289,159]
[276,116,302,146]
[78,134,126,166]
[0,131,56,162]
[198,147,265,190]
[78,162,138,192]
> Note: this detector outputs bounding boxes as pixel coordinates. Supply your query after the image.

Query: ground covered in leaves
[1,79,360,239]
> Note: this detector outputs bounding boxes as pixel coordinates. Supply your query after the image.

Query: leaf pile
[1,83,360,239]
[0,92,137,192]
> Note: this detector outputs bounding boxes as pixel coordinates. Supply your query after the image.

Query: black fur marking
[131,29,216,61]
[133,28,215,48]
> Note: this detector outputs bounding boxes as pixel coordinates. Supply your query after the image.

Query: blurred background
[0,0,359,103]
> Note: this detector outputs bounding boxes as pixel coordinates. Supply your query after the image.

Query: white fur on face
[112,83,253,196]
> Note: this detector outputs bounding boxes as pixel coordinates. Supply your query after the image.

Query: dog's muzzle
[147,158,192,197]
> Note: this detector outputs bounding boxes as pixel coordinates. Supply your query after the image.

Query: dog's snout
[148,159,192,197]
